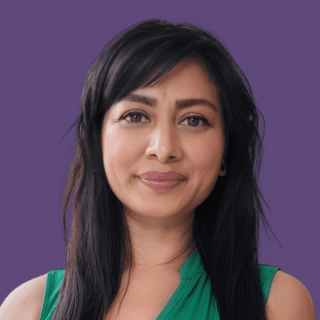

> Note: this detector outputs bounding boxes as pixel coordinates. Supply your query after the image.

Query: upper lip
[138,171,186,181]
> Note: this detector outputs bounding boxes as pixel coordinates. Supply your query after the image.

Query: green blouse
[39,250,280,319]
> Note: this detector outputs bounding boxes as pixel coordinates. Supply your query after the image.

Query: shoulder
[266,270,316,319]
[0,273,48,320]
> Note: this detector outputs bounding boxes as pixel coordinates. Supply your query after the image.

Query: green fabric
[39,250,281,319]
[39,266,65,320]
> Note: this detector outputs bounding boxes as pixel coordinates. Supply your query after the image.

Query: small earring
[221,163,227,176]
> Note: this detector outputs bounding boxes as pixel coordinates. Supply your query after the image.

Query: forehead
[142,59,216,89]
[134,60,220,107]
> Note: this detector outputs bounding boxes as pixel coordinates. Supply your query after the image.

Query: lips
[138,171,185,181]
[138,177,184,191]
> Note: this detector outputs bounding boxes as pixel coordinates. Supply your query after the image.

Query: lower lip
[138,177,184,191]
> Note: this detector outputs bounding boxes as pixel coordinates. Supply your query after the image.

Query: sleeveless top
[39,250,281,319]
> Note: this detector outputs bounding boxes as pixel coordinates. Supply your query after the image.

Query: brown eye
[181,115,210,127]
[120,112,210,128]
[121,112,148,123]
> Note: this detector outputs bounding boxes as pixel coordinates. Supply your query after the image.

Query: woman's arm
[0,273,47,320]
[266,271,316,320]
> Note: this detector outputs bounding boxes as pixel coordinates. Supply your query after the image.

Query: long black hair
[53,18,282,320]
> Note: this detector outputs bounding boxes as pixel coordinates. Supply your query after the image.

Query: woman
[0,19,315,320]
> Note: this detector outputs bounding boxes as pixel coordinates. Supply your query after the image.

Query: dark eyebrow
[122,93,219,113]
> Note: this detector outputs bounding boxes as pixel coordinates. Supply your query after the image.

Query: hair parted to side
[54,18,282,320]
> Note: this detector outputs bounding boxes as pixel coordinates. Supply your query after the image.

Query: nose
[145,122,181,162]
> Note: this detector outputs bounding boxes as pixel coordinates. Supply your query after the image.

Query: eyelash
[119,111,210,128]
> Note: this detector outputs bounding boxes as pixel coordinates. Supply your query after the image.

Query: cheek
[102,125,127,163]
[190,140,224,203]
[189,139,223,174]
[102,130,122,176]
[102,140,119,169]
[102,134,139,176]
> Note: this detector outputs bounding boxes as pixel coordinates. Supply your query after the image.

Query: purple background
[1,1,319,313]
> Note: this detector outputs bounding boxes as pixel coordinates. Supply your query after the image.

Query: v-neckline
[155,249,203,319]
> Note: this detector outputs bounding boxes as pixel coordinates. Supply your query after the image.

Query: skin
[101,59,226,277]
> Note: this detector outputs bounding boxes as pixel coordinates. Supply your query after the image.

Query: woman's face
[101,60,225,223]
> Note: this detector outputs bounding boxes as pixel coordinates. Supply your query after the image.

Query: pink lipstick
[138,177,184,191]
[138,170,185,181]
